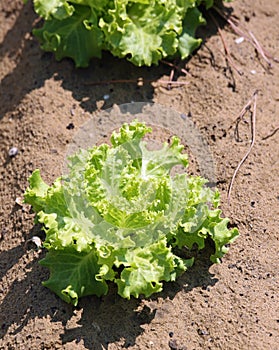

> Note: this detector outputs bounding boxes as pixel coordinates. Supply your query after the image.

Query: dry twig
[248,31,272,67]
[161,60,188,76]
[262,126,279,140]
[227,91,258,204]
[209,12,243,76]
[83,77,189,87]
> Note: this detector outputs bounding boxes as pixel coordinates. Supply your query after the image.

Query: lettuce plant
[25,0,228,67]
[24,120,238,305]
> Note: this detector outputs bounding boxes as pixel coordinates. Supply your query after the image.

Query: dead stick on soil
[84,78,189,87]
[262,126,279,140]
[248,31,272,67]
[161,60,188,76]
[227,91,258,205]
[157,80,189,86]
[209,12,243,76]
[168,68,175,90]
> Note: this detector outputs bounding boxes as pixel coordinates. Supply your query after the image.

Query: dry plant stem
[262,126,279,140]
[227,91,258,205]
[156,80,189,88]
[160,60,188,89]
[84,78,189,87]
[168,68,175,89]
[232,95,254,126]
[248,31,272,67]
[209,12,243,75]
[161,60,188,75]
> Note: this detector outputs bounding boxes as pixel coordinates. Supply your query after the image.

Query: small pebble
[197,328,209,336]
[31,236,42,248]
[15,197,23,206]
[8,147,18,157]
[235,37,244,44]
[25,236,42,250]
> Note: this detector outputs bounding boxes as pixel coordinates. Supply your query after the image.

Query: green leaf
[178,7,205,59]
[204,210,239,263]
[140,136,188,177]
[34,0,75,20]
[24,169,49,212]
[33,5,103,67]
[110,119,152,146]
[99,1,183,66]
[40,248,108,305]
[115,239,186,299]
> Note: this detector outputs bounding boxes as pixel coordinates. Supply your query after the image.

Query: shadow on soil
[0,2,232,120]
[0,221,218,349]
[0,2,165,120]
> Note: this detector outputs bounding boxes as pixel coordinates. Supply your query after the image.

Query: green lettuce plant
[25,0,228,67]
[24,120,238,305]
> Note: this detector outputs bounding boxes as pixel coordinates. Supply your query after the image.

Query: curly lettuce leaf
[33,0,75,20]
[115,239,189,299]
[99,1,182,66]
[33,5,103,67]
[40,248,108,305]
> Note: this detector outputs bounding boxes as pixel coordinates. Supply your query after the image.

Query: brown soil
[0,1,278,349]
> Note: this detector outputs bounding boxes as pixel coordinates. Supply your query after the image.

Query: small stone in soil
[15,197,23,206]
[25,236,42,250]
[197,328,209,336]
[8,147,18,157]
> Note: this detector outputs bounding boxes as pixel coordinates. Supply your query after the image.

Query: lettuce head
[24,120,238,305]
[27,0,227,67]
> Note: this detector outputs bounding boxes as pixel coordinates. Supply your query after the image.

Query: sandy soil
[0,0,278,349]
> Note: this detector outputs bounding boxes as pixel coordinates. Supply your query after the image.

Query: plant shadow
[60,243,218,350]
[60,249,218,349]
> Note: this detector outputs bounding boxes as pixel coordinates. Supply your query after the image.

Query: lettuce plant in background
[24,120,238,305]
[24,0,229,67]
